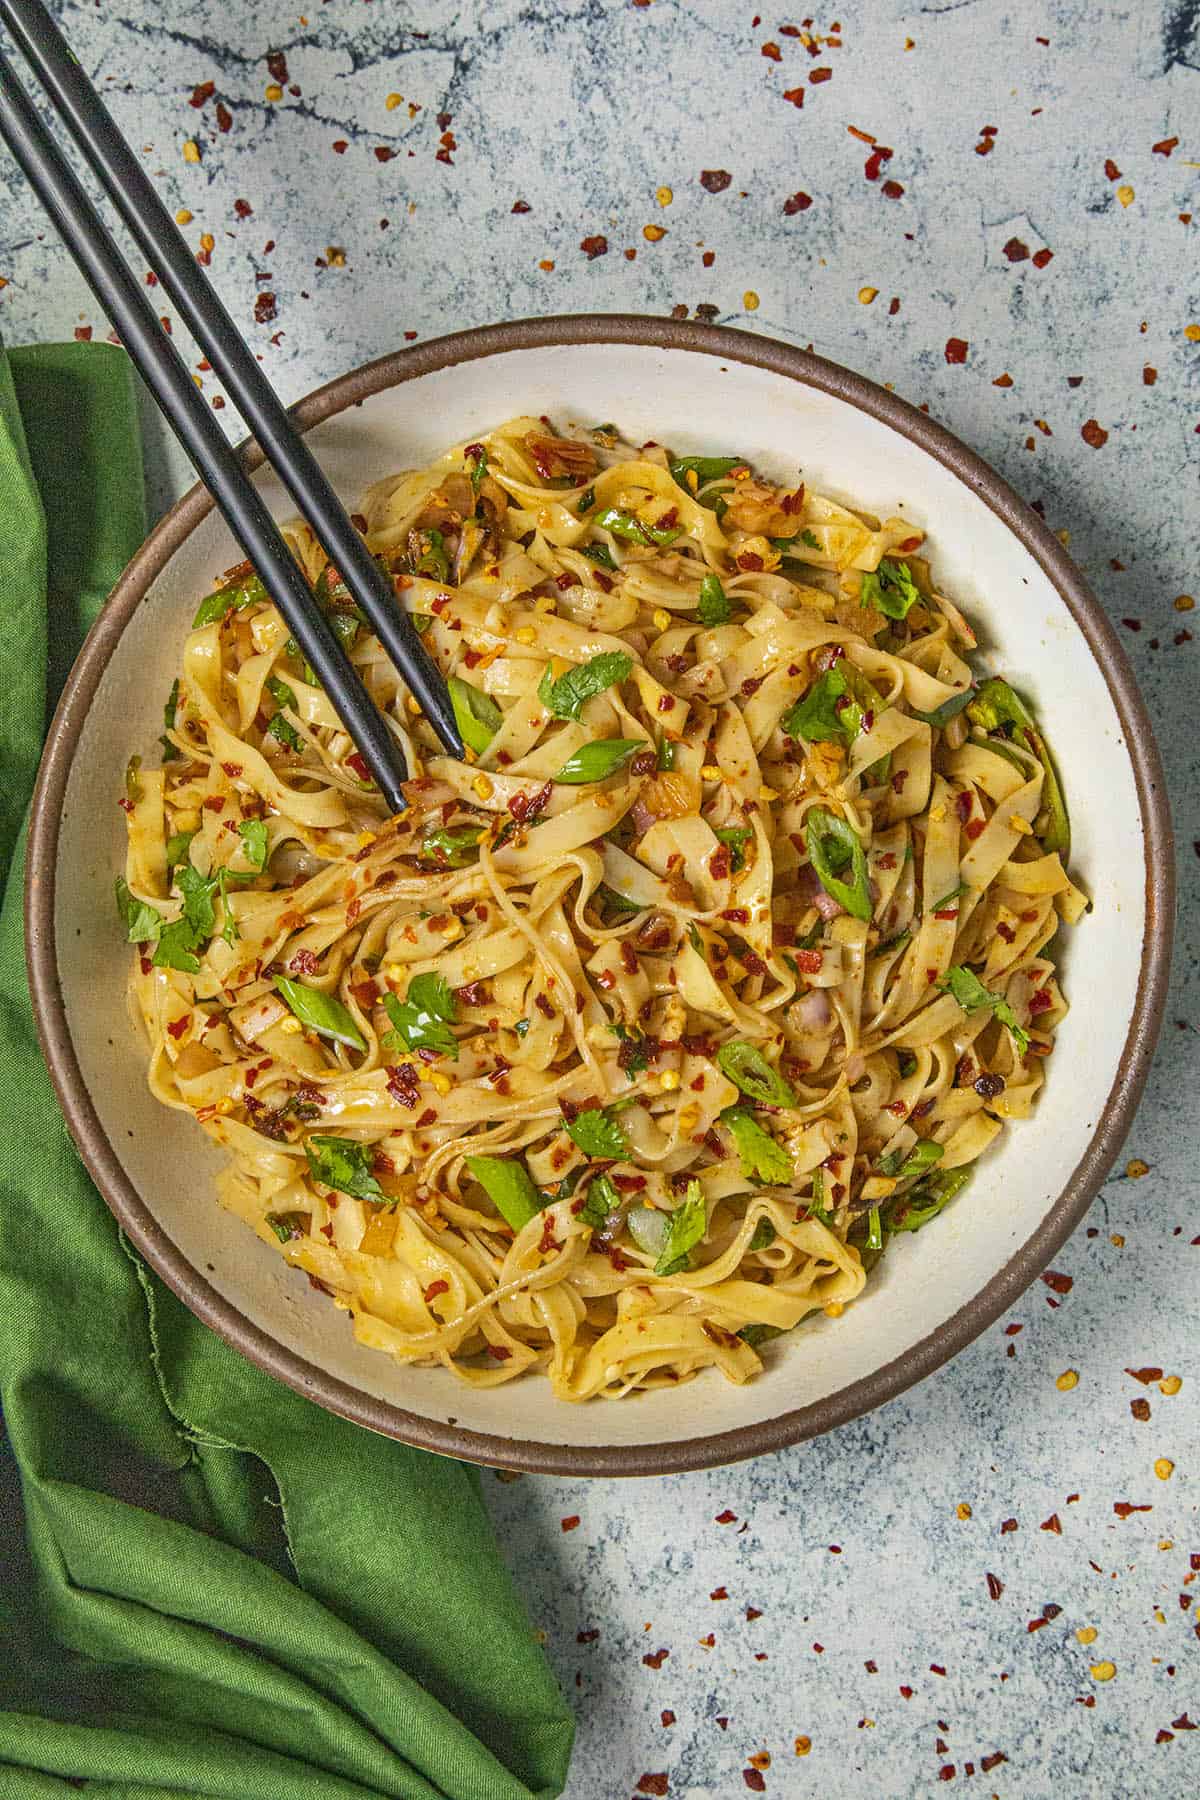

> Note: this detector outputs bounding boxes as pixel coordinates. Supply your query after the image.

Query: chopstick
[0,51,466,816]
[0,0,462,769]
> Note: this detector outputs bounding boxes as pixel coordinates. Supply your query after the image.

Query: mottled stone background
[1,1,1196,1794]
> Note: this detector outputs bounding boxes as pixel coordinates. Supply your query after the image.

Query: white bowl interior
[47,340,1145,1458]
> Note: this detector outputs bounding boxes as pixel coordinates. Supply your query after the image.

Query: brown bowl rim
[26,313,1175,1477]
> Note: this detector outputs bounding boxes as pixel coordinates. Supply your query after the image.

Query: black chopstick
[0,0,462,766]
[0,50,413,813]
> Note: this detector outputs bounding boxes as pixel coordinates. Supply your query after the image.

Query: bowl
[26,315,1174,1476]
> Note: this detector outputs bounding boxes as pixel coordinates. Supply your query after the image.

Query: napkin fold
[0,343,574,1800]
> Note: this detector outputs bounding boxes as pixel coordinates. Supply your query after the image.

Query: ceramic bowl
[27,316,1174,1475]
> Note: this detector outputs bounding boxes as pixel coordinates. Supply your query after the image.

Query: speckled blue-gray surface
[2,0,1196,1793]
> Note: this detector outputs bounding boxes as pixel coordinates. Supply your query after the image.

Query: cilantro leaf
[151,919,202,974]
[580,1173,621,1230]
[721,1107,793,1183]
[860,558,921,621]
[538,651,632,721]
[176,863,217,943]
[115,877,163,946]
[938,965,1030,1054]
[781,669,860,745]
[382,972,459,1060]
[237,819,269,872]
[305,1135,384,1202]
[654,1180,708,1277]
[564,1106,628,1160]
[697,573,731,625]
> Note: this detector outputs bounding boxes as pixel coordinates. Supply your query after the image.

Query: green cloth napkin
[0,343,574,1800]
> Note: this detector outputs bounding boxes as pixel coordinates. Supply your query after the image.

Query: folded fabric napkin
[0,342,574,1800]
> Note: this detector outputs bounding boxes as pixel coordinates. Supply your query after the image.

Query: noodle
[116,417,1085,1400]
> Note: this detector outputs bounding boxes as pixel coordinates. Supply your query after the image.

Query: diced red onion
[796,987,832,1031]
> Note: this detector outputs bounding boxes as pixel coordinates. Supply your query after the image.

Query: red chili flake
[715,1509,738,1524]
[1003,237,1030,263]
[1042,1270,1073,1294]
[560,1514,581,1531]
[1032,246,1054,268]
[637,1778,669,1798]
[782,190,814,216]
[421,1278,450,1305]
[1028,988,1053,1015]
[1173,1713,1197,1729]
[254,292,277,324]
[1000,1518,1018,1534]
[930,1663,947,1676]
[1131,1397,1152,1421]
[810,66,833,83]
[965,818,987,841]
[643,1647,669,1668]
[1081,418,1109,448]
[986,1572,1004,1600]
[189,80,215,108]
[1104,157,1122,180]
[580,234,609,259]
[782,85,805,106]
[881,179,905,199]
[576,1628,600,1644]
[1153,136,1179,156]
[1113,1501,1153,1518]
[742,1772,767,1794]
[709,1586,729,1601]
[864,145,893,180]
[980,1753,1007,1773]
[1157,1730,1175,1744]
[415,1106,437,1127]
[509,781,552,823]
[1041,1513,1063,1534]
[938,1771,955,1784]
[761,40,781,59]
[1125,1366,1164,1384]
[945,337,969,365]
[374,146,396,163]
[737,552,765,572]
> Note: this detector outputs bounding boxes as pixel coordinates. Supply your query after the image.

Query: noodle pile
[117,417,1086,1400]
